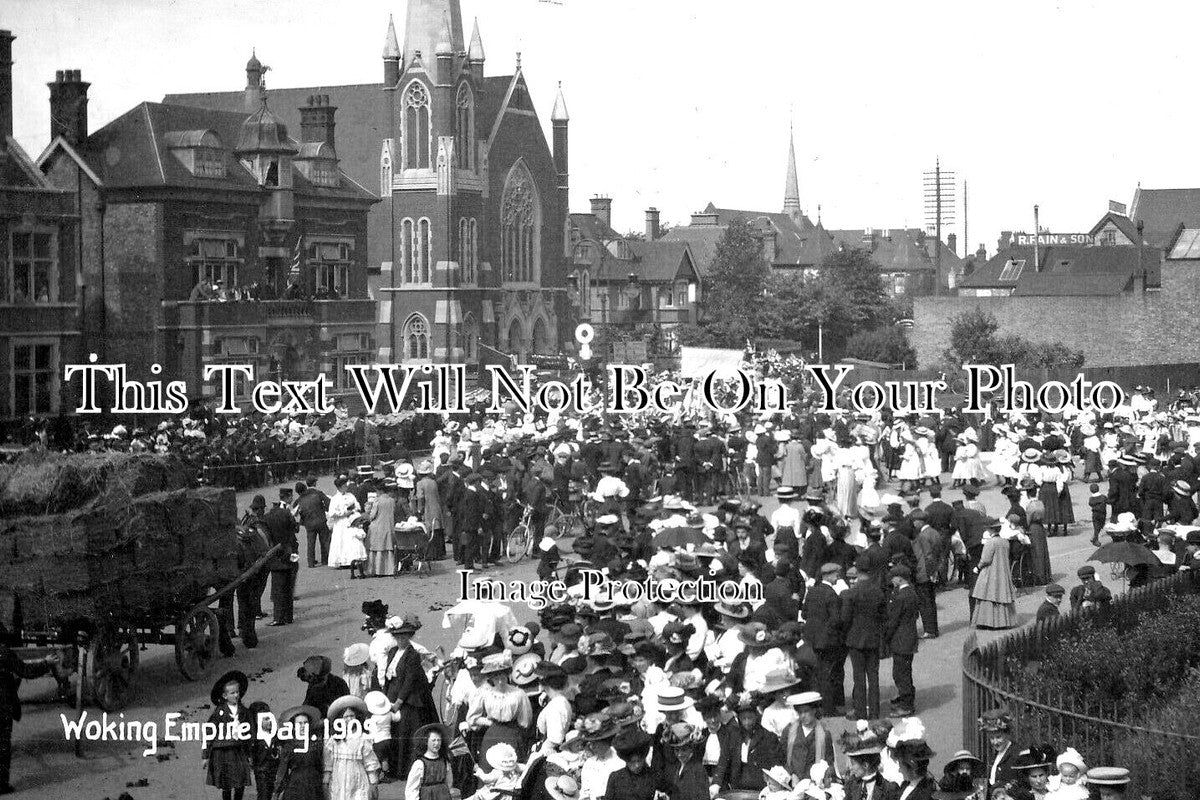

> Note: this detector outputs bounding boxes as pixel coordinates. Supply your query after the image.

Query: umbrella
[1088,541,1158,567]
[653,526,707,549]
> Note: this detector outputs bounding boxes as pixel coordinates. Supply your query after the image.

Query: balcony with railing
[166,298,377,330]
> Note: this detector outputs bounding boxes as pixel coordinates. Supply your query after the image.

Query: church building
[168,0,572,370]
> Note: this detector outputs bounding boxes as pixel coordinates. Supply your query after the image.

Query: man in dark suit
[884,566,920,717]
[457,473,488,570]
[803,563,846,716]
[296,475,330,567]
[712,696,784,795]
[842,569,886,721]
[763,560,801,622]
[0,635,57,795]
[1107,456,1139,522]
[262,489,300,626]
[439,462,466,563]
[856,529,889,591]
[1036,583,1065,622]
[382,617,439,780]
[673,424,698,501]
[911,518,942,638]
[841,733,901,800]
[1137,457,1169,538]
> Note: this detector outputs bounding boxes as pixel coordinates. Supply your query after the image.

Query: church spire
[784,120,801,221]
[383,15,400,59]
[468,17,485,63]
[403,0,464,71]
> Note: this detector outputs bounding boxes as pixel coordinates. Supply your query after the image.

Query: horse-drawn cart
[0,451,272,710]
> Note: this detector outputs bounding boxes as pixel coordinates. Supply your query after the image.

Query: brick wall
[105,202,163,370]
[913,261,1200,368]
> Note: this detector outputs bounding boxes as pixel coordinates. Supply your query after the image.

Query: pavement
[8,471,1123,799]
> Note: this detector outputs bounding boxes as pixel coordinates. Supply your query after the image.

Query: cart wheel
[175,607,219,681]
[90,627,139,711]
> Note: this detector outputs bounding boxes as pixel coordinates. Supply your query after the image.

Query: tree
[845,326,917,366]
[693,219,771,347]
[944,307,1085,369]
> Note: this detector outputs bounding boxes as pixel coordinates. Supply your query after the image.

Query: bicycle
[547,498,583,538]
[506,504,537,563]
[724,465,751,499]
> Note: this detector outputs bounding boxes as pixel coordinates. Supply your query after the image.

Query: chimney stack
[645,207,661,241]
[761,228,777,264]
[48,68,89,146]
[300,94,337,150]
[590,196,612,228]
[690,212,718,227]
[947,232,957,255]
[0,31,14,142]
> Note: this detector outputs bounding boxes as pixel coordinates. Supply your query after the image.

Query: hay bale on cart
[0,451,194,517]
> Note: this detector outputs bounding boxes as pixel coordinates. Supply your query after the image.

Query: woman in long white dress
[895,426,923,492]
[989,432,1022,486]
[951,431,991,487]
[327,476,366,568]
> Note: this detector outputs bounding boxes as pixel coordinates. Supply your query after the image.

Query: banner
[679,346,744,379]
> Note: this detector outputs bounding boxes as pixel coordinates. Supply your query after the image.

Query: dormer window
[164,130,227,178]
[295,142,339,188]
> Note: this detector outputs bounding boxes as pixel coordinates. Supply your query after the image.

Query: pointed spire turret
[468,18,485,62]
[784,120,801,221]
[435,13,453,56]
[383,15,400,59]
[403,0,464,72]
[552,81,569,122]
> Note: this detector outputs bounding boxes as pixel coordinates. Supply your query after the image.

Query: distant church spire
[403,0,464,71]
[383,15,401,59]
[784,119,801,221]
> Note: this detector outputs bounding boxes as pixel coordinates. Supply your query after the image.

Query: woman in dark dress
[1021,489,1052,587]
[273,705,324,800]
[203,670,253,800]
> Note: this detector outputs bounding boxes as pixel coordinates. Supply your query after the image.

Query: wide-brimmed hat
[891,738,936,761]
[364,691,391,716]
[485,742,519,771]
[343,643,370,668]
[578,712,619,741]
[739,622,775,647]
[1013,745,1055,771]
[612,726,651,757]
[511,652,543,686]
[714,601,751,620]
[544,775,581,800]
[840,722,892,757]
[385,614,422,635]
[327,694,368,722]
[943,749,985,777]
[413,722,450,748]
[978,707,1013,732]
[606,700,644,730]
[415,459,434,475]
[211,670,249,706]
[279,705,321,727]
[480,650,514,675]
[1020,448,1042,463]
[758,668,802,696]
[761,765,794,789]
[1174,480,1193,496]
[661,721,703,747]
[505,625,534,655]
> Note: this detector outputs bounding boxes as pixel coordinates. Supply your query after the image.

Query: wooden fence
[962,571,1200,792]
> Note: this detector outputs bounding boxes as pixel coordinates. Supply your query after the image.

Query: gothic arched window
[401,218,415,283]
[500,160,541,284]
[462,314,479,361]
[532,318,550,355]
[380,140,393,196]
[506,318,525,358]
[404,314,430,360]
[455,83,474,169]
[468,218,478,283]
[403,81,431,169]
[458,218,468,284]
[414,218,431,283]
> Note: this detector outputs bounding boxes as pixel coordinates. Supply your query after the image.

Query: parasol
[653,526,707,549]
[1088,541,1158,567]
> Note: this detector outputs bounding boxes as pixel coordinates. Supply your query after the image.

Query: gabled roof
[703,203,834,267]
[959,244,1160,295]
[36,135,104,187]
[661,225,722,278]
[569,212,621,243]
[827,227,961,274]
[55,100,373,201]
[594,240,697,284]
[168,76,513,203]
[2,134,51,188]
[1128,187,1200,248]
[1089,211,1141,243]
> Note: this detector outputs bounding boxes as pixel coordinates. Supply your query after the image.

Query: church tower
[783,122,802,222]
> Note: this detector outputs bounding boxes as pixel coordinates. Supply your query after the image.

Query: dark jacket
[1035,600,1060,623]
[843,774,901,800]
[1,644,51,722]
[841,582,886,650]
[303,674,350,718]
[714,725,784,792]
[261,505,299,571]
[924,499,955,533]
[884,583,919,655]
[456,487,489,539]
[763,576,800,623]
[782,719,834,783]
[295,487,330,531]
[802,581,843,650]
[1107,466,1138,516]
[383,646,437,711]
[898,775,939,800]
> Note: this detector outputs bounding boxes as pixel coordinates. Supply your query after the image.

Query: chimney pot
[55,69,64,82]
[645,207,661,241]
[48,66,89,145]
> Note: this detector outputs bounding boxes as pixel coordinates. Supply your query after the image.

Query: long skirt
[1039,483,1066,526]
[367,549,395,576]
[1023,522,1052,585]
[971,600,1016,629]
[1058,486,1076,525]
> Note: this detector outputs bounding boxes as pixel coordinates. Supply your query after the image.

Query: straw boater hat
[1021,448,1042,463]
[342,643,370,668]
[1174,480,1193,496]
[785,690,822,709]
[511,653,542,686]
[1086,767,1130,788]
[544,775,581,800]
[761,765,794,790]
[656,686,694,712]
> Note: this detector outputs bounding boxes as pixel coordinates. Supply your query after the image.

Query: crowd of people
[6,362,1197,798]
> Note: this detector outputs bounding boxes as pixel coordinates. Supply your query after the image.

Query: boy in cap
[1088,483,1108,546]
[1069,566,1112,614]
[1036,584,1065,622]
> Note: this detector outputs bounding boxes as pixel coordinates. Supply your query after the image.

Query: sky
[5,0,1197,256]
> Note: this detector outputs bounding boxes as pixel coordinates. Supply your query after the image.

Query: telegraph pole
[923,159,957,292]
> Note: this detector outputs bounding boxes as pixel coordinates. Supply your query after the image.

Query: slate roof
[661,225,723,278]
[569,212,621,243]
[1089,211,1141,243]
[166,75,515,207]
[827,227,961,275]
[1,134,49,187]
[703,203,835,268]
[959,244,1161,295]
[51,101,373,202]
[593,241,696,284]
[1128,187,1200,249]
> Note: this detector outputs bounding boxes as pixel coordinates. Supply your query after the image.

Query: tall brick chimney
[48,68,89,146]
[947,232,957,255]
[0,31,13,142]
[299,94,337,150]
[590,196,612,228]
[645,207,660,241]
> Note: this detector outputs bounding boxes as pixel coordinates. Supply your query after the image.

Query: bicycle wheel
[507,525,530,563]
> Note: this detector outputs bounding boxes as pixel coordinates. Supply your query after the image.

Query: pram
[394,517,435,576]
